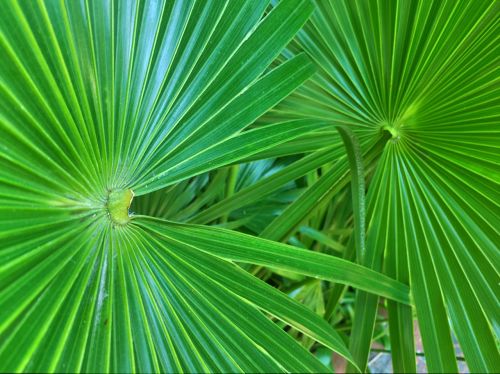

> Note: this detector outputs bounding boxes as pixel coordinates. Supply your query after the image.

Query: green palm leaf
[265,0,500,372]
[2,0,498,372]
[0,0,390,371]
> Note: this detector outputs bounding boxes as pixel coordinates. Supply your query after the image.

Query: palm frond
[0,0,360,371]
[265,0,500,371]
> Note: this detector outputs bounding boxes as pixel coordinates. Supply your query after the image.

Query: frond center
[381,121,402,143]
[107,189,134,225]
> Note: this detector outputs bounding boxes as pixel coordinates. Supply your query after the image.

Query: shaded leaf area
[0,0,366,372]
[261,0,500,372]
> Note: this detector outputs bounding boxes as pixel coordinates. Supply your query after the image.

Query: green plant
[263,0,500,372]
[0,0,498,373]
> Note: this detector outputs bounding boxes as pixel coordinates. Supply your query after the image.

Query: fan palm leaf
[263,0,500,372]
[0,0,410,371]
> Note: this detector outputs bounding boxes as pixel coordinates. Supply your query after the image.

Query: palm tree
[261,0,500,372]
[0,0,498,372]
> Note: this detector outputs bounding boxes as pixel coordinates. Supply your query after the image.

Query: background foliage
[0,0,498,373]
